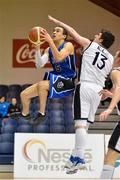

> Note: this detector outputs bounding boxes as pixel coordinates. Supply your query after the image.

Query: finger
[40,37,45,41]
[41,29,46,34]
[48,15,51,19]
[98,90,105,95]
[99,112,106,121]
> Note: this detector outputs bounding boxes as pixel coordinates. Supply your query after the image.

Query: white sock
[22,112,29,116]
[100,165,114,180]
[73,128,87,159]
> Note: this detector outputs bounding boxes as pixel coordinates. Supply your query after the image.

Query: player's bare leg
[104,148,119,166]
[38,80,49,114]
[29,80,49,126]
[100,148,120,179]
[20,83,39,119]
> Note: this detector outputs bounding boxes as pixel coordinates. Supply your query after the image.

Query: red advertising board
[12,39,82,68]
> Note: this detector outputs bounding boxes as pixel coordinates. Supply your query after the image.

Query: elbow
[54,53,63,61]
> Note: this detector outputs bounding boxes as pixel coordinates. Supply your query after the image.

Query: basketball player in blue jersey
[48,15,115,174]
[99,50,120,179]
[19,26,76,125]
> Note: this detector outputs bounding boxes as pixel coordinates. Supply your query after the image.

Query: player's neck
[54,40,64,48]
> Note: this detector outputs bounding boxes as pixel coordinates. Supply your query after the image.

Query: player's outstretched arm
[48,15,90,48]
[107,70,120,111]
[99,70,120,121]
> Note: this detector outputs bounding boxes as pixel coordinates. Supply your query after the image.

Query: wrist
[107,107,113,112]
[48,39,54,45]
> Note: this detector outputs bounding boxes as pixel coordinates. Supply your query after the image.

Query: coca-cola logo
[16,43,35,64]
[13,39,50,68]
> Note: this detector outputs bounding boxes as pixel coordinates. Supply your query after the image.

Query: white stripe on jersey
[80,42,114,88]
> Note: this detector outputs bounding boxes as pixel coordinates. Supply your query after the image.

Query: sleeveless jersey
[79,42,114,88]
[48,42,77,79]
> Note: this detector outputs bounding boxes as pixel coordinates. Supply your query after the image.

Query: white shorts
[74,82,102,123]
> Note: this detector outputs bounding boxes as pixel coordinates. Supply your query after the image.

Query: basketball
[28,26,44,45]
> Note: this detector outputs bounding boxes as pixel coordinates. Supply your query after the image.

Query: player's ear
[63,35,66,39]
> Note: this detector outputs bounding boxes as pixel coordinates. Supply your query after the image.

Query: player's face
[94,33,103,43]
[52,27,65,42]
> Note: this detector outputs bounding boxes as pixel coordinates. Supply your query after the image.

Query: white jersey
[80,42,114,88]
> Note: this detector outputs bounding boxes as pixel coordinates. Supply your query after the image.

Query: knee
[38,81,49,91]
[75,120,87,130]
[20,90,28,99]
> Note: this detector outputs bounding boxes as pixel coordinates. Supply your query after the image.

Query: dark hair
[0,96,5,100]
[101,29,115,49]
[59,26,68,40]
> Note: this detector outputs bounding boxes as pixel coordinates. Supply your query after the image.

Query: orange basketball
[28,26,44,45]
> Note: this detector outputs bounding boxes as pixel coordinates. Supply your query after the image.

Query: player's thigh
[39,80,50,91]
[88,93,101,122]
[21,83,39,98]
[74,83,91,120]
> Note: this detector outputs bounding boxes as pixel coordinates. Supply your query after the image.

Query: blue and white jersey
[48,42,77,79]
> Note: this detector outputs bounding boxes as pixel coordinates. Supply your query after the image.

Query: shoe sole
[28,117,45,126]
[66,169,78,174]
[65,163,85,174]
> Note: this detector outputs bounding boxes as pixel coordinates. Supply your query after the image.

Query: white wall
[0,0,120,84]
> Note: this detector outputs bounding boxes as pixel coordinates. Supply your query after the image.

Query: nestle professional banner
[12,39,81,68]
[14,133,104,179]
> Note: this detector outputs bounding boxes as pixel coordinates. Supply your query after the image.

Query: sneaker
[21,113,31,120]
[10,112,21,119]
[11,112,31,121]
[29,112,45,126]
[65,155,85,174]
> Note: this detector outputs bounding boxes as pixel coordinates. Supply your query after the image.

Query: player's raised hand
[48,15,58,24]
[40,28,53,44]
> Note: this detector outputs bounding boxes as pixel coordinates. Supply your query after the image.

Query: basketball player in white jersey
[48,15,115,174]
[99,50,120,179]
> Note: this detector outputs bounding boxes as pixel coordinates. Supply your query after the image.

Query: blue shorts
[43,72,75,98]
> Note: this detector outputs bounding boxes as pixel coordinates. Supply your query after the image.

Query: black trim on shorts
[87,120,93,124]
[43,72,50,80]
[78,55,83,81]
[108,121,120,153]
[117,101,120,111]
[74,84,81,120]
